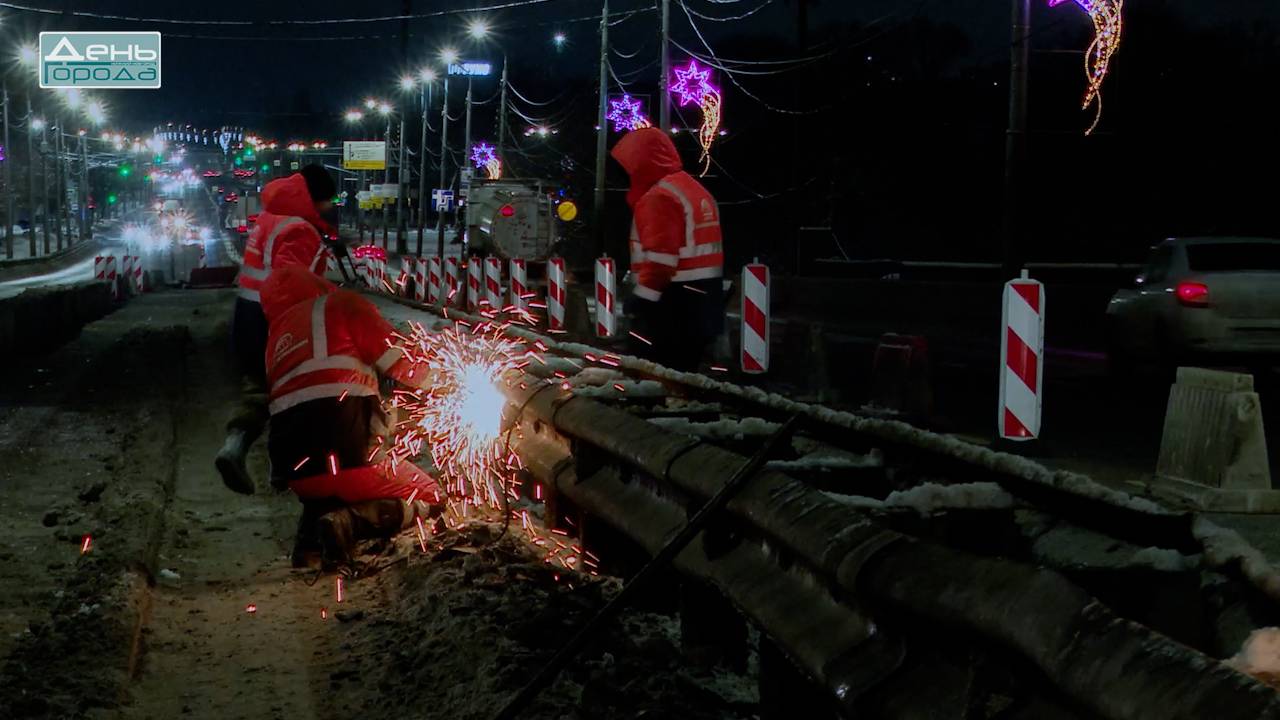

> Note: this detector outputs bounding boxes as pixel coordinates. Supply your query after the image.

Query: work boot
[316,508,357,571]
[291,501,335,568]
[346,499,414,540]
[214,430,255,495]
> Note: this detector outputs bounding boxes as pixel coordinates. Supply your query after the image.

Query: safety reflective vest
[265,293,405,415]
[629,173,723,302]
[237,214,326,303]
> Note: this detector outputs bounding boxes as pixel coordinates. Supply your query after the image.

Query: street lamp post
[3,82,12,259]
[25,99,36,258]
[416,69,436,256]
[378,102,392,248]
[436,61,454,261]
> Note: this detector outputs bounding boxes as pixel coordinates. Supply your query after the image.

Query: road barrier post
[999,269,1044,441]
[509,258,529,313]
[595,256,616,338]
[741,260,770,374]
[484,256,502,310]
[547,256,566,332]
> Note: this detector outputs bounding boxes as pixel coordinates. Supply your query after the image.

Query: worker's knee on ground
[346,498,413,538]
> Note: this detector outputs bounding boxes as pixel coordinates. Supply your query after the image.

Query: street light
[344,109,364,123]
[440,47,460,66]
[30,116,44,131]
[553,32,567,48]
[16,44,37,68]
[399,74,415,92]
[86,100,107,126]
[419,67,438,84]
[377,101,392,116]
[363,97,377,110]
[467,18,491,40]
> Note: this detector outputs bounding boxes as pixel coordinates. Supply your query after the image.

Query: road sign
[431,189,454,212]
[289,161,299,170]
[447,61,492,77]
[342,141,387,170]
[272,159,281,167]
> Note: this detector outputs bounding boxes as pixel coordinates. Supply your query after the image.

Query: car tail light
[1176,281,1210,308]
[237,225,248,234]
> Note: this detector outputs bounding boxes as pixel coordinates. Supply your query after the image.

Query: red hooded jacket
[236,173,333,303]
[610,128,723,302]
[261,267,417,415]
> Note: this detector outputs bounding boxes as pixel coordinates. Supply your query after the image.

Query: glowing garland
[670,59,722,175]
[1050,0,1124,135]
[607,94,651,133]
[470,141,502,180]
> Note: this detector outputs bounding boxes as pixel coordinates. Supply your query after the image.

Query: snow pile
[575,380,668,398]
[881,482,1016,516]
[1194,517,1280,603]
[567,367,624,387]
[1129,546,1198,573]
[767,453,882,471]
[1228,628,1280,689]
[647,416,780,440]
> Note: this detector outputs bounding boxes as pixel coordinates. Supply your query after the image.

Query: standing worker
[259,267,439,568]
[611,127,725,371]
[216,165,337,494]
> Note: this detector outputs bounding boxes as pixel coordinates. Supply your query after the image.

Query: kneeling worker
[259,266,439,567]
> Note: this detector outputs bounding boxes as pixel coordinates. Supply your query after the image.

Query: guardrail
[499,373,1280,720]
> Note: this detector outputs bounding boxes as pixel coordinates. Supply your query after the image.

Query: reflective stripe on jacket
[629,172,724,301]
[265,288,412,415]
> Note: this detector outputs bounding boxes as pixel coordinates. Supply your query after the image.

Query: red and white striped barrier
[120,256,135,293]
[999,270,1044,441]
[509,258,529,313]
[375,258,388,292]
[400,257,414,297]
[595,256,616,338]
[546,256,566,332]
[427,257,441,304]
[133,256,144,292]
[741,261,770,374]
[105,255,119,300]
[484,256,502,309]
[94,255,107,280]
[466,259,482,312]
[445,257,460,306]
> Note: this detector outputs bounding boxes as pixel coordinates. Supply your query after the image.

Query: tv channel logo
[39,32,161,89]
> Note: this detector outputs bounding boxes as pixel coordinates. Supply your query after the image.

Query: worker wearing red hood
[611,128,725,371]
[217,166,337,495]
[259,266,440,568]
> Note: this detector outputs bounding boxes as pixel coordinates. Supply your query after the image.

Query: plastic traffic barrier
[741,261,770,374]
[595,256,616,338]
[999,270,1044,441]
[546,257,566,332]
[427,257,441,305]
[509,258,529,313]
[467,258,482,312]
[445,257,460,307]
[485,256,502,310]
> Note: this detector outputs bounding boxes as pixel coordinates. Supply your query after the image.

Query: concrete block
[1156,367,1271,491]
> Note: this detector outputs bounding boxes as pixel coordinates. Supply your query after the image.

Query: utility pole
[497,57,508,172]
[25,97,35,258]
[395,115,407,252]
[435,74,451,260]
[1002,0,1031,279]
[52,118,62,251]
[79,132,88,241]
[39,123,49,254]
[659,0,671,133]
[462,78,473,186]
[593,0,609,256]
[382,113,392,248]
[3,83,11,259]
[417,78,432,254]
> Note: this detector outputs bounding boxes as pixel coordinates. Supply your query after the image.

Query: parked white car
[1106,237,1280,365]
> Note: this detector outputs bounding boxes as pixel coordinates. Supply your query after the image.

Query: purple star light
[670,59,716,107]
[607,94,649,132]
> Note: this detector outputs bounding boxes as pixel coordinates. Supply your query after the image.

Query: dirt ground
[0,287,757,720]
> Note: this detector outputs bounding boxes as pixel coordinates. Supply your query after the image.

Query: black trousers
[226,297,269,440]
[631,277,725,372]
[267,395,383,485]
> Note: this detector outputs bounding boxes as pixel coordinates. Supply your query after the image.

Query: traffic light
[107,194,117,204]
[118,165,131,177]
[234,157,243,166]
[260,163,269,172]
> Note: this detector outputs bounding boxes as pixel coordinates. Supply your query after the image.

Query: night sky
[6,1,1280,262]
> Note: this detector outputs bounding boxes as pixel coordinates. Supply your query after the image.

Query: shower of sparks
[1050,0,1124,135]
[80,534,92,554]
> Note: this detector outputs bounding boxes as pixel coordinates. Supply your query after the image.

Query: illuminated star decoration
[669,59,722,176]
[1049,0,1123,135]
[607,94,650,133]
[470,142,502,180]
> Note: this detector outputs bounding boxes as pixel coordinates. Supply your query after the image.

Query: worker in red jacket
[611,127,725,371]
[216,165,336,495]
[260,266,439,568]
